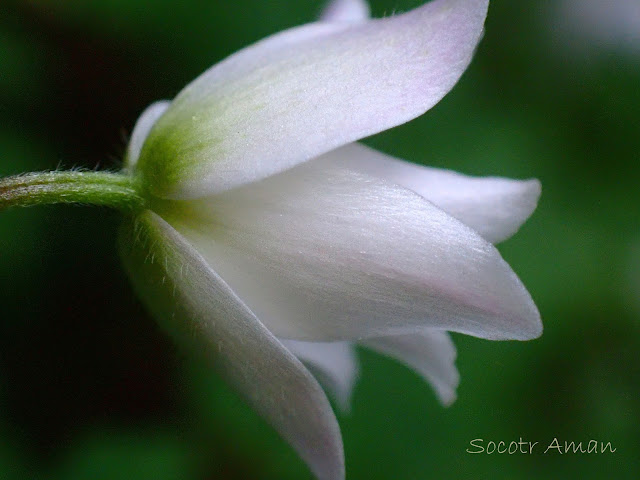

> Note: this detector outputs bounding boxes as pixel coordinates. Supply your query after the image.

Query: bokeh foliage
[1,0,638,478]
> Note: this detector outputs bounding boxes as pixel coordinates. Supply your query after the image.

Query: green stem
[0,171,145,212]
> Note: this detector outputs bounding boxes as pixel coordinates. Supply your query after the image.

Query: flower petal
[125,101,170,169]
[159,156,542,343]
[320,0,370,23]
[281,340,359,413]
[119,211,344,480]
[362,330,459,406]
[137,0,489,199]
[329,143,541,243]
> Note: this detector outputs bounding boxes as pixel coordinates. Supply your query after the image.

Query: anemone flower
[0,0,542,478]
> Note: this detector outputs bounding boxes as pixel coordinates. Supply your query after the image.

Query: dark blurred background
[1,0,639,479]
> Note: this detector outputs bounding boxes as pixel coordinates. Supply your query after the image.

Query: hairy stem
[0,171,145,212]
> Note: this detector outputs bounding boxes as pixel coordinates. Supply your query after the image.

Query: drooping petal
[125,101,170,169]
[119,211,344,480]
[362,330,459,406]
[159,156,542,343]
[137,0,489,199]
[320,0,370,23]
[282,340,359,413]
[327,143,541,243]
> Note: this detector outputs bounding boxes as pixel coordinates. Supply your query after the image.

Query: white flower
[119,0,541,478]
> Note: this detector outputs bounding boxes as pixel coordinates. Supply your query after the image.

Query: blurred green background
[1,0,638,479]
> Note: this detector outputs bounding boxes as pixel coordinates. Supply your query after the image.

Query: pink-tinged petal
[125,101,170,169]
[328,143,541,243]
[362,330,459,406]
[282,340,359,413]
[137,0,489,199]
[320,0,370,23]
[159,156,542,343]
[119,211,344,480]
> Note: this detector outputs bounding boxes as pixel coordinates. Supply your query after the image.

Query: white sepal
[162,156,541,343]
[363,330,459,406]
[126,101,170,169]
[137,0,489,199]
[119,211,344,480]
[283,340,359,413]
[328,143,541,243]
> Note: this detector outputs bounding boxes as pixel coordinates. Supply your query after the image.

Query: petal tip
[126,100,171,169]
[437,369,460,407]
[320,0,370,23]
[523,178,542,204]
[512,305,543,341]
[439,390,458,407]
